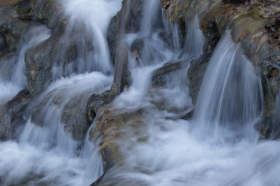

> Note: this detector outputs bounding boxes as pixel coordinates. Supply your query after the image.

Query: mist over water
[0,0,280,186]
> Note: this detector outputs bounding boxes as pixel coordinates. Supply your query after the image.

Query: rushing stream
[0,0,280,186]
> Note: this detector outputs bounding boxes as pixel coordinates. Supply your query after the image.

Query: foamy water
[0,0,280,186]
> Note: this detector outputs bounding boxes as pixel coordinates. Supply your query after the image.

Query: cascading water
[93,3,280,186]
[0,26,51,104]
[192,31,263,142]
[1,0,280,186]
[0,0,122,185]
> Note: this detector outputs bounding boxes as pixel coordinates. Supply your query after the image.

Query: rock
[0,33,7,53]
[107,16,117,65]
[31,0,66,33]
[222,0,250,6]
[25,25,94,94]
[86,90,113,123]
[152,60,187,86]
[0,89,31,141]
[187,57,209,105]
[109,0,147,98]
[181,109,194,120]
[90,172,106,186]
[130,38,144,59]
[109,0,130,98]
[6,89,30,115]
[15,0,32,19]
[62,95,91,141]
[88,106,144,174]
[125,70,132,88]
[0,109,11,141]
[258,117,272,140]
[89,107,122,172]
[125,0,145,33]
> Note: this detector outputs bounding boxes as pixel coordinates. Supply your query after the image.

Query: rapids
[0,0,280,186]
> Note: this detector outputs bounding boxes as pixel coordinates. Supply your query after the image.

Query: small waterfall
[0,26,50,104]
[52,0,123,79]
[0,0,123,185]
[2,0,280,185]
[192,31,263,142]
[184,15,205,60]
[20,72,113,151]
[162,11,183,52]
[141,0,161,37]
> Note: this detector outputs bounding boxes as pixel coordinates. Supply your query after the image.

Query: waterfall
[0,0,122,185]
[184,15,205,60]
[192,31,263,142]
[1,0,280,186]
[0,26,50,104]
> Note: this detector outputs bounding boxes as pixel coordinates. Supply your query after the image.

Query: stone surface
[62,94,91,141]
[0,89,31,141]
[86,90,112,123]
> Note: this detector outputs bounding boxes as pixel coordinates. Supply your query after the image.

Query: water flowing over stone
[192,31,263,142]
[1,0,280,185]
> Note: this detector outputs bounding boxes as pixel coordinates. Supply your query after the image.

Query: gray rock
[62,95,91,141]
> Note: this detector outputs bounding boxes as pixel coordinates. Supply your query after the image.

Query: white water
[192,31,263,143]
[0,0,280,186]
[0,0,122,185]
[95,4,280,186]
[0,26,51,104]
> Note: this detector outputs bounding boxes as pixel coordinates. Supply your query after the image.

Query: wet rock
[109,0,147,98]
[89,107,122,172]
[125,0,145,33]
[62,95,91,141]
[25,26,94,94]
[222,0,250,6]
[0,108,11,141]
[30,92,92,141]
[107,15,117,65]
[201,18,221,60]
[15,0,32,19]
[258,117,272,140]
[130,38,144,59]
[0,33,7,53]
[125,70,132,88]
[0,1,45,53]
[109,0,130,98]
[187,57,209,105]
[88,106,144,175]
[152,60,187,86]
[181,109,194,120]
[6,89,31,115]
[0,89,31,141]
[31,0,66,33]
[90,172,106,186]
[86,90,112,123]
